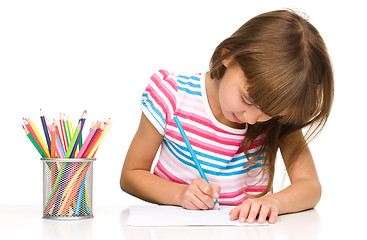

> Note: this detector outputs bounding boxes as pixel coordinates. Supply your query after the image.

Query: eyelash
[241,97,253,106]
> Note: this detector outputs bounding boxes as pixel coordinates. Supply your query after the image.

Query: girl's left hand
[229,196,279,224]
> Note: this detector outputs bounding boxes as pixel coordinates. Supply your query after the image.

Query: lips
[232,113,244,124]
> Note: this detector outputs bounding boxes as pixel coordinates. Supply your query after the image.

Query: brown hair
[210,9,334,197]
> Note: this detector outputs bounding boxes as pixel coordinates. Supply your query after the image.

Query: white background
[0,0,366,218]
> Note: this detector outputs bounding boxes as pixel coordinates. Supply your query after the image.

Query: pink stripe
[176,109,246,136]
[155,161,188,185]
[159,69,177,91]
[146,85,169,120]
[219,197,248,205]
[174,110,264,151]
[166,129,236,157]
[169,120,243,146]
[151,73,177,111]
[220,186,268,199]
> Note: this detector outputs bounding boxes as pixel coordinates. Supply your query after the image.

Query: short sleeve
[141,70,178,135]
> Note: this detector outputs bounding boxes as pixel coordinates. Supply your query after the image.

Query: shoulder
[148,69,178,92]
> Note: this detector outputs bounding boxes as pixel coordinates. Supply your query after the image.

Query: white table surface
[1,204,365,240]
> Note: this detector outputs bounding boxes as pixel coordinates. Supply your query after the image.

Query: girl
[120,9,333,224]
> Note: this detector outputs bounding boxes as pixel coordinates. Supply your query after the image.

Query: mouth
[232,113,245,124]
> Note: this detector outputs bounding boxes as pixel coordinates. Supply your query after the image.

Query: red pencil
[81,123,105,158]
[60,113,68,150]
[51,121,56,158]
[55,123,64,154]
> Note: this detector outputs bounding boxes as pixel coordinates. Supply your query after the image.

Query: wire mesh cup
[41,158,96,220]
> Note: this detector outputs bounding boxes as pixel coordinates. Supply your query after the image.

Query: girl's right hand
[178,178,221,210]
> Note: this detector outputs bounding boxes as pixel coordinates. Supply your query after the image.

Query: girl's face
[218,59,272,125]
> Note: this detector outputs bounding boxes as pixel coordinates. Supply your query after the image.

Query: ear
[221,48,232,67]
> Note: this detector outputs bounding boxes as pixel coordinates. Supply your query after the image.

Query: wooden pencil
[23,118,48,157]
[87,121,112,158]
[82,123,105,158]
[40,109,51,156]
[50,121,56,158]
[76,122,99,158]
[59,113,67,152]
[28,118,50,158]
[23,126,48,158]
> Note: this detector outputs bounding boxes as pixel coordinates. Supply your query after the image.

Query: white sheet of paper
[127,205,269,226]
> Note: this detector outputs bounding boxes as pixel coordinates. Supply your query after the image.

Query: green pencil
[23,125,48,158]
[64,121,81,158]
[63,114,71,147]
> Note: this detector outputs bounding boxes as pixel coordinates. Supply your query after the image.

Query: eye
[241,95,253,106]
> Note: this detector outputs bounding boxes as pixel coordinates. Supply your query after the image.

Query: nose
[242,111,262,125]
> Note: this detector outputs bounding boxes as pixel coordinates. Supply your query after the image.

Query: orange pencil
[51,121,56,158]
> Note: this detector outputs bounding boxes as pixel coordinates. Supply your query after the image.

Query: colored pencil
[40,109,52,156]
[59,113,67,153]
[58,162,91,215]
[28,118,50,158]
[50,121,56,158]
[64,114,71,148]
[82,123,105,158]
[55,123,65,156]
[76,122,99,158]
[173,116,220,210]
[23,118,48,156]
[23,110,112,216]
[87,121,112,158]
[23,126,48,158]
[64,121,82,159]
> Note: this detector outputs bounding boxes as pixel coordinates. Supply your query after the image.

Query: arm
[229,130,321,223]
[272,130,322,214]
[120,113,220,209]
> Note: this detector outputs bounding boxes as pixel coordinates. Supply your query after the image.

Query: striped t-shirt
[141,70,269,205]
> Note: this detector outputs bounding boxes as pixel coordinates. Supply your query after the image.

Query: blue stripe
[170,137,263,165]
[177,79,201,89]
[164,139,262,176]
[177,86,201,96]
[177,75,201,81]
[142,93,165,129]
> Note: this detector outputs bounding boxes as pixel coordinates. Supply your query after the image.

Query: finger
[192,189,213,210]
[193,179,216,209]
[229,206,241,221]
[211,184,221,200]
[238,201,252,223]
[183,200,201,210]
[246,201,261,224]
[258,204,270,224]
[268,206,278,224]
[196,178,213,195]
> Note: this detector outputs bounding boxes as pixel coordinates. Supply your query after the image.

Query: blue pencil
[173,116,220,210]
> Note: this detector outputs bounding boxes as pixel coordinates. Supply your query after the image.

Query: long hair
[210,10,334,197]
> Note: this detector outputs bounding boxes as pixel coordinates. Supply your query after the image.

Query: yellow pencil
[28,118,50,158]
[86,121,112,158]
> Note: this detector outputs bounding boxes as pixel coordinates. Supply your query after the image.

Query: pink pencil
[76,122,99,158]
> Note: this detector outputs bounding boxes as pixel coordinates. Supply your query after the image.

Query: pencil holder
[41,158,96,220]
